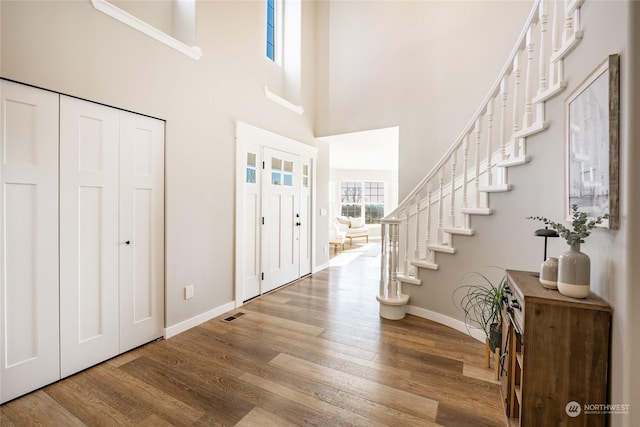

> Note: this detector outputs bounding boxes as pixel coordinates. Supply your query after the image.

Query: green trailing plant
[453,269,507,340]
[527,204,609,246]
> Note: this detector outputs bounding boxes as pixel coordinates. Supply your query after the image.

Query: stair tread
[411,260,439,270]
[397,274,422,285]
[427,244,456,254]
[461,208,493,215]
[443,227,474,236]
[480,184,512,193]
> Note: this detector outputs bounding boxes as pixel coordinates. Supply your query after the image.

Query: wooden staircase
[378,0,586,320]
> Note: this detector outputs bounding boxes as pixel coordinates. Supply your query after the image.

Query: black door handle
[125,241,131,245]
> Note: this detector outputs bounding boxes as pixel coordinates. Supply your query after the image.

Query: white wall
[315,0,534,199]
[0,0,318,327]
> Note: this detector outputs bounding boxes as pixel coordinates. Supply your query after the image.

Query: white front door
[0,81,61,403]
[118,112,165,353]
[262,147,300,292]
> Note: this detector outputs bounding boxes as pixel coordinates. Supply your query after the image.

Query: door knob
[125,241,131,245]
[296,222,301,226]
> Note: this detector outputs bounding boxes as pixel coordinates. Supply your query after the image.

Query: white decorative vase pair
[539,243,590,298]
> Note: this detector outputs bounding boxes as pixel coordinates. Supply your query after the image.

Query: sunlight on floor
[329,242,381,267]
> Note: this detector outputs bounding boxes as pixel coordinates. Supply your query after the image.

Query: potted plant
[453,269,507,353]
[528,204,609,298]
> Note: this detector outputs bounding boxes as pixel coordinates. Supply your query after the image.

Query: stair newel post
[512,52,521,158]
[414,197,421,263]
[538,0,549,96]
[437,168,445,246]
[522,26,534,130]
[389,220,399,297]
[377,218,409,320]
[449,149,457,232]
[485,99,494,188]
[379,221,388,298]
[474,118,482,209]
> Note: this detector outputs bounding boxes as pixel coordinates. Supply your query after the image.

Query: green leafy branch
[527,204,609,246]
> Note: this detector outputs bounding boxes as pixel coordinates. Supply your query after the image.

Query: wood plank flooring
[0,243,504,426]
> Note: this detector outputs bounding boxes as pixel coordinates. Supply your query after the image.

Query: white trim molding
[91,0,202,60]
[264,86,304,115]
[406,304,486,343]
[164,301,236,338]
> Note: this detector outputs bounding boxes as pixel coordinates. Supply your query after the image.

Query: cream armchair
[334,216,369,247]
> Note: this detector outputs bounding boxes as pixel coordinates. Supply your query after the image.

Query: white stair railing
[378,0,586,319]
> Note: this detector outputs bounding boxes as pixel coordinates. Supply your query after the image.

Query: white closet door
[0,81,60,403]
[59,96,120,377]
[118,112,165,353]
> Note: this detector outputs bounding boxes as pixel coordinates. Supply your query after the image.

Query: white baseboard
[313,262,330,272]
[406,305,486,343]
[164,301,236,339]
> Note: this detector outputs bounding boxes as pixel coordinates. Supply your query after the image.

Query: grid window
[340,181,384,224]
[266,0,275,61]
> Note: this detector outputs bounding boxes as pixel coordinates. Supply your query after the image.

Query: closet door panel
[119,112,165,353]
[59,96,120,377]
[0,81,60,403]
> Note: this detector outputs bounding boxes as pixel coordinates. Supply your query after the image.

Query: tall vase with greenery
[453,270,507,352]
[528,205,609,298]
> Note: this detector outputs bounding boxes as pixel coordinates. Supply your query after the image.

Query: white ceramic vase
[557,243,590,298]
[539,257,558,289]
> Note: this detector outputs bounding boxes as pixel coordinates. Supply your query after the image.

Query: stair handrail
[384,0,541,221]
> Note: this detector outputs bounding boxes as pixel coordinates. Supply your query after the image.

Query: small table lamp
[534,227,559,262]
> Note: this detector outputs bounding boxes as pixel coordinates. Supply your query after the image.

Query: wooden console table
[500,270,612,426]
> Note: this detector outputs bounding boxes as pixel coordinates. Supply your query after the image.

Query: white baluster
[437,169,445,245]
[538,0,549,96]
[425,190,433,263]
[449,150,457,230]
[403,211,410,276]
[512,52,521,158]
[414,198,421,262]
[500,77,508,162]
[522,27,534,130]
[563,0,574,45]
[485,99,494,187]
[474,118,482,208]
[549,0,561,85]
[462,135,469,208]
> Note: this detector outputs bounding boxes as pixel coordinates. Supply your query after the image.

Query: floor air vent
[223,312,245,322]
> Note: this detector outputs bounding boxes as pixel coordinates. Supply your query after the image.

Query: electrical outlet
[184,285,194,300]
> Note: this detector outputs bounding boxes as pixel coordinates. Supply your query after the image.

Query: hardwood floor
[0,243,504,426]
